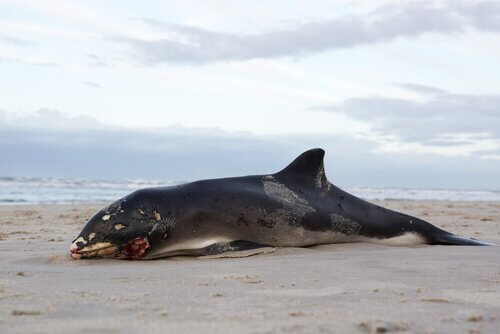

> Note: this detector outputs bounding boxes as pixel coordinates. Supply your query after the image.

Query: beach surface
[0,201,499,334]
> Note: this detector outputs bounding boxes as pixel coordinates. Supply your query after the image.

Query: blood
[118,237,150,260]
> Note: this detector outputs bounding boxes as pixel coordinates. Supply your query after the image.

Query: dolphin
[70,148,493,260]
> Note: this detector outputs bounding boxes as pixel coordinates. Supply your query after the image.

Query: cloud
[0,35,36,47]
[0,109,373,182]
[1,109,500,190]
[110,1,500,65]
[461,1,500,31]
[83,81,102,88]
[34,62,60,67]
[0,108,103,130]
[313,85,500,156]
[87,53,109,67]
[393,82,447,95]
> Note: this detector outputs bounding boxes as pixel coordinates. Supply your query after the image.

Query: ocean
[1,176,499,205]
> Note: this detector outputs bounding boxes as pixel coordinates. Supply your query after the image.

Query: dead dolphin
[70,148,493,260]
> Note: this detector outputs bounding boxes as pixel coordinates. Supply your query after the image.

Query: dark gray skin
[70,148,493,260]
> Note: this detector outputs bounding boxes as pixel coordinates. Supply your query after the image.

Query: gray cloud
[0,110,372,183]
[1,109,500,190]
[314,87,500,149]
[87,53,109,67]
[0,35,36,47]
[394,82,447,95]
[83,81,102,88]
[111,1,500,65]
[461,1,500,31]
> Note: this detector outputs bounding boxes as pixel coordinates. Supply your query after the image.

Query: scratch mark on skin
[164,217,176,228]
[102,214,111,221]
[262,176,316,228]
[315,164,325,188]
[329,213,361,235]
[137,208,145,215]
[149,223,159,236]
[88,232,96,241]
[262,176,315,215]
[153,210,161,221]
[114,224,125,230]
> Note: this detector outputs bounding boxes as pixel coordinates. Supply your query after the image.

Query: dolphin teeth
[78,242,115,252]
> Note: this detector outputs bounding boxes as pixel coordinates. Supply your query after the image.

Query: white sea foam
[0,177,179,205]
[346,186,500,202]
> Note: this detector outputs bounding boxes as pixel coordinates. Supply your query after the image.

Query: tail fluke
[431,233,495,246]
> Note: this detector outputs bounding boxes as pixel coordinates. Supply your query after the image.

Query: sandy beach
[0,200,499,334]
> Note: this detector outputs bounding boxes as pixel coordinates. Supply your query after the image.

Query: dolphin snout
[69,238,117,259]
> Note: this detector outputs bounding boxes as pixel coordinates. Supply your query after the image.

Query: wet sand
[0,201,499,334]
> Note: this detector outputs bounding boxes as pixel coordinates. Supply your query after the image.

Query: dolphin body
[70,148,492,260]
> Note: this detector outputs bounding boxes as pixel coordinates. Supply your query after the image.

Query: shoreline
[1,201,499,333]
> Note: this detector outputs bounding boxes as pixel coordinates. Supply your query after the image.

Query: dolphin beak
[70,241,117,259]
[70,242,82,259]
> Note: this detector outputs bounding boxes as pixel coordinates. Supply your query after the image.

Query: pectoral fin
[199,240,276,258]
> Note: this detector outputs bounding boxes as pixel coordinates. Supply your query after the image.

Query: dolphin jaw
[69,237,150,260]
[70,242,117,259]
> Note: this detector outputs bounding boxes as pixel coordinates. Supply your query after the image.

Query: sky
[1,0,500,189]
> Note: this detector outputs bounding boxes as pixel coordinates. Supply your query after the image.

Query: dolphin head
[70,196,155,260]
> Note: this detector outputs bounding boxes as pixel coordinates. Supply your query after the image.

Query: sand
[0,201,499,334]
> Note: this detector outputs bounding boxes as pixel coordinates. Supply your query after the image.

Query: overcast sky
[1,0,500,189]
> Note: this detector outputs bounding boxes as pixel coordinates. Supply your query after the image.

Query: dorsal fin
[275,148,328,187]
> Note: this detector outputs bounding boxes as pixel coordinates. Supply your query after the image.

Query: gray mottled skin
[70,148,493,260]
